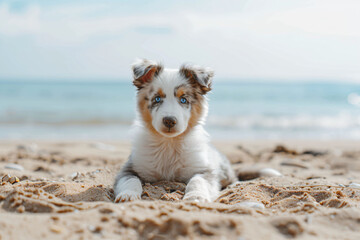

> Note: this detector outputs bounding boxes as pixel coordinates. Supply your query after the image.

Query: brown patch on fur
[187,98,204,129]
[133,65,163,90]
[171,94,205,141]
[157,88,166,98]
[137,88,161,137]
[179,66,212,95]
[172,84,206,138]
[175,87,186,98]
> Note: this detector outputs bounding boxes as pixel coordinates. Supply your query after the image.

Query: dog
[114,59,236,203]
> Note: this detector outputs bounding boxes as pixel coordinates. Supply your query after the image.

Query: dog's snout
[163,116,177,129]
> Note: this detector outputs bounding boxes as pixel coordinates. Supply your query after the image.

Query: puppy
[114,59,236,203]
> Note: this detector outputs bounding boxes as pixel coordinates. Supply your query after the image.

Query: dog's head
[132,59,213,138]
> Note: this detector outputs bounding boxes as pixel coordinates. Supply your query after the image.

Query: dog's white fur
[150,69,192,137]
[114,59,236,203]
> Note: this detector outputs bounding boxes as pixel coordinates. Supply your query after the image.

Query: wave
[348,93,360,107]
[1,113,359,131]
[0,118,133,126]
[207,112,360,130]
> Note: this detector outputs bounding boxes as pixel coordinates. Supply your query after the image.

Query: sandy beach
[0,140,359,239]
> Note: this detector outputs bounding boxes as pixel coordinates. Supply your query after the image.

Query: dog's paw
[183,191,211,203]
[114,190,141,203]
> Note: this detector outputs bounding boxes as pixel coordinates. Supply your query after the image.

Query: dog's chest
[133,144,202,183]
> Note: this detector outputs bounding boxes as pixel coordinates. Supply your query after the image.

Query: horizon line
[0,78,359,84]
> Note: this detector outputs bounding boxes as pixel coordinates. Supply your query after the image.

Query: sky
[0,0,360,81]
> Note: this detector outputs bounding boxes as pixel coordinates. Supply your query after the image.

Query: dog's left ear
[132,59,163,90]
[179,64,214,95]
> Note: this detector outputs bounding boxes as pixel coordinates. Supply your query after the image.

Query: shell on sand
[5,163,24,171]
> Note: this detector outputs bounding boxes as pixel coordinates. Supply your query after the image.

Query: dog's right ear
[132,59,163,90]
[179,64,214,95]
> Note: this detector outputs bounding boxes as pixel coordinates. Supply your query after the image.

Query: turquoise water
[1,81,360,140]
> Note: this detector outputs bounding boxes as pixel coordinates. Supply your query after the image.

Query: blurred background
[0,0,360,140]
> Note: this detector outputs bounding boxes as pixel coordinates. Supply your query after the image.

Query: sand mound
[142,181,186,201]
[218,183,360,212]
[1,181,113,213]
[1,141,360,239]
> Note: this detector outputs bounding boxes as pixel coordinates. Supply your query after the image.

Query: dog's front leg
[114,160,142,203]
[183,172,220,202]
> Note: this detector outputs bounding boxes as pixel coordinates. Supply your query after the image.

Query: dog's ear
[132,59,163,90]
[179,64,214,95]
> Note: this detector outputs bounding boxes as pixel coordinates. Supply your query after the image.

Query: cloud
[0,0,359,81]
[0,4,41,36]
[0,2,178,44]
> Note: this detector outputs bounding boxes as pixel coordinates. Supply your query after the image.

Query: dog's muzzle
[162,116,177,129]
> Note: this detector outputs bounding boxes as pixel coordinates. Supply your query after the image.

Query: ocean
[1,81,360,140]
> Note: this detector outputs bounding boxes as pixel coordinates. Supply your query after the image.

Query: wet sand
[1,140,360,240]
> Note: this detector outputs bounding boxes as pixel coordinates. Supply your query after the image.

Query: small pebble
[70,172,79,180]
[87,225,96,232]
[88,225,102,233]
[50,225,63,234]
[338,184,345,187]
[259,168,282,177]
[9,176,20,184]
[2,174,11,182]
[17,205,25,213]
[236,201,265,209]
[5,163,24,171]
[349,183,360,189]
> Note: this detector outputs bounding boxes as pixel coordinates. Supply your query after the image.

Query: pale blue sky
[0,0,359,81]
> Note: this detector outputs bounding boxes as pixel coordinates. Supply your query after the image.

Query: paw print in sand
[1,174,20,185]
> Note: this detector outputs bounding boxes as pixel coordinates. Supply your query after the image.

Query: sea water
[0,80,359,140]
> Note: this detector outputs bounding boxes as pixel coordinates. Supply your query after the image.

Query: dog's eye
[180,97,187,104]
[155,96,161,103]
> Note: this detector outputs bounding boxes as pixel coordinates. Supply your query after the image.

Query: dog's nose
[163,116,177,129]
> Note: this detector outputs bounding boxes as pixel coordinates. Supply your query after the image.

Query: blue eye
[180,97,187,104]
[155,96,161,103]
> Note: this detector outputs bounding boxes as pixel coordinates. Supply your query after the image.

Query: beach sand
[0,140,360,240]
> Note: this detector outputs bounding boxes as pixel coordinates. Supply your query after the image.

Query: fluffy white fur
[114,59,235,203]
[151,70,193,137]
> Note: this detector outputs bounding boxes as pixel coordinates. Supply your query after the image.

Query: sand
[0,140,360,240]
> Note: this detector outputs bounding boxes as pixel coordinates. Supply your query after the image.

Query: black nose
[163,116,177,129]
